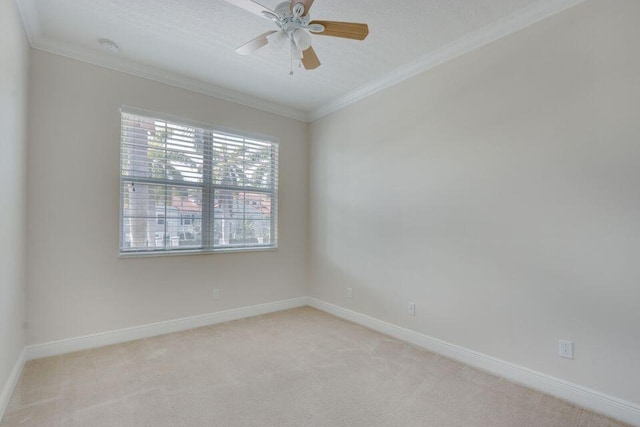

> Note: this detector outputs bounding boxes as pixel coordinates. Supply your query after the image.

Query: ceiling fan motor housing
[270,1,315,52]
[275,2,293,17]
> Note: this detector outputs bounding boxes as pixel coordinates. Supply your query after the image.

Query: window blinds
[119,109,278,255]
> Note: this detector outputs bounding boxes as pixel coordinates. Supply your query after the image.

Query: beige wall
[0,0,29,393]
[310,0,640,405]
[26,51,309,345]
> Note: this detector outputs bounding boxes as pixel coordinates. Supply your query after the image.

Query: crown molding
[15,0,587,124]
[30,38,309,122]
[308,0,587,121]
[15,0,308,122]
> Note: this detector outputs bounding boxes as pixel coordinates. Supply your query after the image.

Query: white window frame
[119,107,279,257]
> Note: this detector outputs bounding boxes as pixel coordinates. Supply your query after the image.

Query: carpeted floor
[1,307,632,427]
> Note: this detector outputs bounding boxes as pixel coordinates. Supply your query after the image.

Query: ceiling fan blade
[224,0,275,18]
[235,30,278,55]
[309,20,369,40]
[301,46,321,70]
[290,0,314,16]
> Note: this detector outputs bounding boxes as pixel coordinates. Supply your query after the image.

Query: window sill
[119,246,278,259]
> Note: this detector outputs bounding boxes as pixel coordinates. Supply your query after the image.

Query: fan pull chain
[290,41,294,76]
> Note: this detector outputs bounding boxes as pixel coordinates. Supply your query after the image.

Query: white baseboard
[0,349,26,423]
[25,297,308,360]
[307,298,640,427]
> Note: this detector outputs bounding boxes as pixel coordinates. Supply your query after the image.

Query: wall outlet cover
[408,302,416,316]
[559,339,574,359]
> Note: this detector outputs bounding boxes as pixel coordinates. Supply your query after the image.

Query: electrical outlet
[347,288,353,298]
[559,339,574,359]
[408,302,416,316]
[213,289,220,301]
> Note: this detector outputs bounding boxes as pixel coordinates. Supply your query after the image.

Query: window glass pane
[242,192,272,220]
[121,181,202,251]
[212,133,244,187]
[122,182,166,218]
[163,121,204,183]
[211,134,276,189]
[252,220,273,245]
[213,190,273,247]
[121,114,204,183]
[243,139,276,189]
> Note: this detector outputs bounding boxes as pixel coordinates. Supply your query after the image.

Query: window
[119,109,278,255]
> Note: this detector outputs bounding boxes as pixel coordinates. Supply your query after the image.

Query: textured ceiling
[17,0,583,120]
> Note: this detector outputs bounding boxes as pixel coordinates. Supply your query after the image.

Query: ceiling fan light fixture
[291,44,303,60]
[292,29,312,51]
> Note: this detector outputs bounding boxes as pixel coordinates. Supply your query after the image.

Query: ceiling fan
[224,0,369,73]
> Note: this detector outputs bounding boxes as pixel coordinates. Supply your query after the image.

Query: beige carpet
[1,307,631,427]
